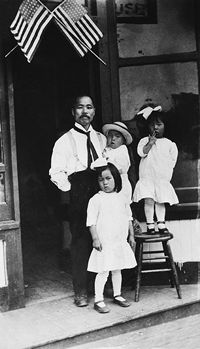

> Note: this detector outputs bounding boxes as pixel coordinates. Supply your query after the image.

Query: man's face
[72,96,95,130]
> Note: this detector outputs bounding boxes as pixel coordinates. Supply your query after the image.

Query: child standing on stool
[133,106,179,234]
[87,162,136,313]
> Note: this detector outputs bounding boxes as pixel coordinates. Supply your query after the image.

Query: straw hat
[102,121,133,145]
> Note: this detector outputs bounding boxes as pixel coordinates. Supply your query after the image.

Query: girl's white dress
[87,191,136,273]
[103,145,132,203]
[133,137,179,205]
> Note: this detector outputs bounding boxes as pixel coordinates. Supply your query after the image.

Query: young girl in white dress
[133,107,179,234]
[101,121,133,203]
[87,162,136,313]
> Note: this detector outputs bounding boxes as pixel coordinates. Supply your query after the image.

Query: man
[49,95,106,307]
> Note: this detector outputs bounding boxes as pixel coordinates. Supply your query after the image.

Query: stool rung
[143,256,169,261]
[135,236,182,301]
[143,250,164,254]
[141,268,171,273]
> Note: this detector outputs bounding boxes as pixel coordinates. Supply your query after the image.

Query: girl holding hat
[101,121,133,204]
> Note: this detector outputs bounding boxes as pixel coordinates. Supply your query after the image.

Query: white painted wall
[139,219,200,263]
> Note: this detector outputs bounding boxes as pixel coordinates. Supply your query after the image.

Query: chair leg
[162,242,174,288]
[163,241,182,299]
[132,241,140,290]
[135,242,143,302]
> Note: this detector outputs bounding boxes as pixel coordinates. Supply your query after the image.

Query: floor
[1,241,200,349]
[71,312,200,349]
[23,244,73,306]
[1,284,200,349]
[22,239,198,307]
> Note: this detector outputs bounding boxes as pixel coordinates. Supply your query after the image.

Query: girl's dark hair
[147,110,167,126]
[96,162,122,193]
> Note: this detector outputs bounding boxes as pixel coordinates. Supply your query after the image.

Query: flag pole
[5,0,106,66]
[5,44,18,58]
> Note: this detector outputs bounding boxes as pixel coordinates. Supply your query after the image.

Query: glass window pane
[119,62,199,211]
[119,62,198,120]
[117,0,196,58]
[0,173,5,203]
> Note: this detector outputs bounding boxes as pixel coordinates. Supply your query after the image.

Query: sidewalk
[0,284,200,349]
[71,312,200,349]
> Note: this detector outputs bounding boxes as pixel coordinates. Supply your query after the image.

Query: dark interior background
[11,22,101,273]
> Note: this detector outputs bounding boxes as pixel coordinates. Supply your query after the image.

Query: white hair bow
[90,157,108,170]
[137,105,162,120]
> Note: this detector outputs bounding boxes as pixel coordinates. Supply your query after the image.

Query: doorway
[11,22,100,305]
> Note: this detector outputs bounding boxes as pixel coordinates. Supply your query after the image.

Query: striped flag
[53,0,103,57]
[10,0,52,63]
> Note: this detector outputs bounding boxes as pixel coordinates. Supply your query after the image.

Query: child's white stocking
[144,198,155,229]
[95,271,109,303]
[111,270,122,297]
[155,202,166,228]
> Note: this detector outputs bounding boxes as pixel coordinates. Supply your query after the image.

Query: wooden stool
[134,232,182,302]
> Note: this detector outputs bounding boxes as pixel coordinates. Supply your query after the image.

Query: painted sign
[115,0,157,23]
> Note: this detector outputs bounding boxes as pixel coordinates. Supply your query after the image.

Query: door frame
[96,0,121,124]
[0,53,24,311]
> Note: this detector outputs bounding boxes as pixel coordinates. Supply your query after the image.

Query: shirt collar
[74,122,93,132]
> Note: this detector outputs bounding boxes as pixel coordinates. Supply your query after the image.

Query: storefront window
[119,61,200,218]
[117,0,196,58]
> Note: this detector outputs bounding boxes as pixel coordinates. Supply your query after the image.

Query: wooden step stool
[134,232,182,302]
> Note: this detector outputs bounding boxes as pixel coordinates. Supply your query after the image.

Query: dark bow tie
[73,126,98,168]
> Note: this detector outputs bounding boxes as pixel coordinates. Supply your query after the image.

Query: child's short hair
[96,162,122,193]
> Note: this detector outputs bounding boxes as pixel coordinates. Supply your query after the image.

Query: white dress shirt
[49,123,106,191]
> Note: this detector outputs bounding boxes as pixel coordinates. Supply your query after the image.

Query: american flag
[53,0,103,57]
[10,0,52,62]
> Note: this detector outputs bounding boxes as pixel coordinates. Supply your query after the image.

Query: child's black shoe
[147,223,155,234]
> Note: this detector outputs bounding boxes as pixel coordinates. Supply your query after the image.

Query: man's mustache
[81,114,90,118]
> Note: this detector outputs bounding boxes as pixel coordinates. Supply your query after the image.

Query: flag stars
[20,0,40,21]
[61,0,86,22]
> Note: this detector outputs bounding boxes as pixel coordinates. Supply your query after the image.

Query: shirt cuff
[50,172,71,192]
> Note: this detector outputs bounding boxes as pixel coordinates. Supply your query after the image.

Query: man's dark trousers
[69,170,97,297]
